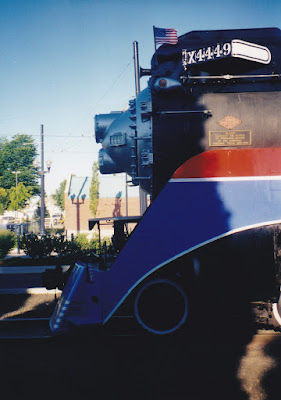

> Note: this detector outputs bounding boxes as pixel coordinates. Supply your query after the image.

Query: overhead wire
[92,57,133,111]
[1,58,134,158]
[49,57,134,155]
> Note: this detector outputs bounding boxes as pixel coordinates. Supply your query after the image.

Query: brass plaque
[209,130,251,147]
[217,115,242,130]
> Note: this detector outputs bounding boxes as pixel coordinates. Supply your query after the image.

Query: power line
[37,134,94,138]
[46,151,98,154]
[0,133,94,138]
[92,58,133,110]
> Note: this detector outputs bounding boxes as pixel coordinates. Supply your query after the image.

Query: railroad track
[0,316,138,339]
[1,314,281,340]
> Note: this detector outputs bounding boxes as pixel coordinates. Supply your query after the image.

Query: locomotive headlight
[154,77,182,91]
[159,78,167,88]
[98,149,123,174]
[95,112,122,143]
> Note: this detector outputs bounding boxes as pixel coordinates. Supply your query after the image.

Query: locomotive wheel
[134,279,188,335]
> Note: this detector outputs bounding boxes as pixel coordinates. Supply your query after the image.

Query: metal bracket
[140,101,152,121]
[133,136,152,140]
[158,110,212,118]
[181,73,281,81]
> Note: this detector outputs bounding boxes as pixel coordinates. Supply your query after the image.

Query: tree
[0,187,8,214]
[53,179,67,211]
[0,134,39,195]
[89,162,100,216]
[8,183,31,211]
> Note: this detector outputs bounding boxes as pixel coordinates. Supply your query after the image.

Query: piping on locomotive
[47,27,281,335]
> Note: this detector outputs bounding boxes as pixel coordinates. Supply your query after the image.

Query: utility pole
[12,170,21,253]
[40,124,45,235]
[133,41,148,215]
[35,124,51,236]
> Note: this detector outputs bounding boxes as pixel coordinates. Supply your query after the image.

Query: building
[64,174,142,237]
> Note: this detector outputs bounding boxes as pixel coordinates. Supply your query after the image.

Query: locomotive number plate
[109,132,126,146]
[182,40,271,68]
[209,130,251,147]
[183,42,232,67]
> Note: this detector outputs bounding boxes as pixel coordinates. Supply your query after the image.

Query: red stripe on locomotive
[172,148,281,179]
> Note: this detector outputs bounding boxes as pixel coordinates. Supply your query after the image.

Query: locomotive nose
[95,88,153,194]
[98,148,123,174]
[95,109,135,176]
[95,112,122,144]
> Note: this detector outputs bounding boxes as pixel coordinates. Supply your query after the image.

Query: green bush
[20,234,53,259]
[19,233,113,261]
[52,235,82,257]
[89,234,101,251]
[46,228,65,236]
[0,229,16,260]
[73,233,110,253]
[74,233,91,252]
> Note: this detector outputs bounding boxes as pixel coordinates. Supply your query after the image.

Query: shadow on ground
[0,320,259,400]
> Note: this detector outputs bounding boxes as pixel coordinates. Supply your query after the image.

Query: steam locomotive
[49,27,281,335]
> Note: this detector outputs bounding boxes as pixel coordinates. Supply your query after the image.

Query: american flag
[154,26,178,46]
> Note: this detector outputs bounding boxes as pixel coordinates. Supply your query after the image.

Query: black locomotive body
[50,28,281,335]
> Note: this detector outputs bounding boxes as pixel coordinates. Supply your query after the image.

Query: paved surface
[0,269,66,294]
[1,259,281,399]
[0,272,44,290]
[0,263,68,294]
[0,328,281,400]
[0,292,58,338]
[0,293,58,320]
[0,291,280,399]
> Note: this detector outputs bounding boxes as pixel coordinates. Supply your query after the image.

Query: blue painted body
[51,177,281,332]
[50,262,106,332]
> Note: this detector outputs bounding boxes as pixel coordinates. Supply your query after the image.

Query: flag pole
[153,26,157,51]
[133,41,147,215]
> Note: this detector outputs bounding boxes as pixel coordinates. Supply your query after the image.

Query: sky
[1,0,280,196]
